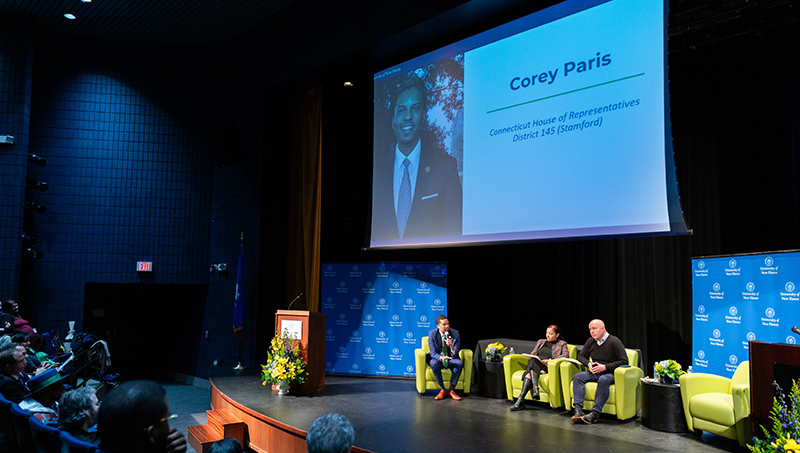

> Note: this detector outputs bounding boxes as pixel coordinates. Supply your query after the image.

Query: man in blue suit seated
[427,315,463,400]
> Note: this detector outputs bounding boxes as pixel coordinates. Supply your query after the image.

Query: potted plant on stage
[485,342,507,362]
[261,328,307,395]
[654,359,685,385]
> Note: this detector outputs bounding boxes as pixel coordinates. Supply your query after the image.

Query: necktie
[442,334,449,369]
[397,158,412,238]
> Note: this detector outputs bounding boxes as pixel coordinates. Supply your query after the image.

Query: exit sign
[137,261,153,272]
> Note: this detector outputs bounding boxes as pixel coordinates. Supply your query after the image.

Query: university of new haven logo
[746,282,755,292]
[787,336,797,345]
[431,298,444,311]
[390,347,403,361]
[725,306,741,325]
[744,332,756,348]
[698,261,705,270]
[787,282,796,292]
[766,257,774,267]
[729,259,737,268]
[336,313,348,326]
[713,283,721,292]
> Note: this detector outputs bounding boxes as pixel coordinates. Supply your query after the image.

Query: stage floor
[209,367,740,453]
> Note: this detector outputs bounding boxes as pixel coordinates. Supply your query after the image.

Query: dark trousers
[429,358,464,390]
[573,371,615,413]
[524,358,547,379]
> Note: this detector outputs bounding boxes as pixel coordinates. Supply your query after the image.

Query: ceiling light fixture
[64,13,76,19]
[343,82,354,87]
[81,0,92,2]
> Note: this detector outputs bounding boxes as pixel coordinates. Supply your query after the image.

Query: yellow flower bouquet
[261,329,307,385]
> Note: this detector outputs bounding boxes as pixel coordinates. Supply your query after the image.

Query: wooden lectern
[274,310,326,394]
[750,341,800,436]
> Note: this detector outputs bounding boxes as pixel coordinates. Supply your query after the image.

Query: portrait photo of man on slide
[371,62,464,243]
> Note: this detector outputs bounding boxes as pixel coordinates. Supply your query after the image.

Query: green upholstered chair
[415,338,473,394]
[679,361,751,447]
[560,348,643,420]
[503,344,579,409]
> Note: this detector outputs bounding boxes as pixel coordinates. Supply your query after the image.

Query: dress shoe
[435,390,446,400]
[570,405,586,423]
[581,410,600,424]
[449,390,462,400]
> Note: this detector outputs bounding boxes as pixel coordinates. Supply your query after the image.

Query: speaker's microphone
[792,326,800,336]
[287,292,304,310]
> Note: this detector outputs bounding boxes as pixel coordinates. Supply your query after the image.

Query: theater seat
[503,344,579,409]
[679,361,751,447]
[29,415,61,453]
[60,430,99,453]
[9,402,35,452]
[415,338,473,394]
[560,348,643,420]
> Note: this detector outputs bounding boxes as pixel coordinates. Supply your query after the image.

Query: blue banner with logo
[320,263,447,378]
[692,251,800,378]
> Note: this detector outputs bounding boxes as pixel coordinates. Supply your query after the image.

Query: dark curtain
[286,87,323,313]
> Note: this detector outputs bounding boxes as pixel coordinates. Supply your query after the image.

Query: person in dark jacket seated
[570,319,629,424]
[510,324,570,411]
[98,380,187,453]
[59,387,101,445]
[0,343,30,402]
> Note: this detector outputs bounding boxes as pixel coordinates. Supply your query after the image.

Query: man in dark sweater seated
[571,319,628,424]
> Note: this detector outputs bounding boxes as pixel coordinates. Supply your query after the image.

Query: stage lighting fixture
[21,233,36,246]
[27,154,48,167]
[26,179,48,191]
[23,247,43,260]
[25,201,47,213]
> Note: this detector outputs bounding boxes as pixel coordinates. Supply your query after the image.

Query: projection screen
[370,0,687,249]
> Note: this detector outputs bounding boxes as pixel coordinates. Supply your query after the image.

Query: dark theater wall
[0,17,33,301]
[14,38,263,379]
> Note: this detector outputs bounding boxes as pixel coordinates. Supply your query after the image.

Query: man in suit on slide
[371,82,462,241]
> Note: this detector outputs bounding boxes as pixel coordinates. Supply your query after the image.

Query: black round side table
[640,380,689,433]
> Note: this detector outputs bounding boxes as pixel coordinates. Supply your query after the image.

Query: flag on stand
[233,239,245,342]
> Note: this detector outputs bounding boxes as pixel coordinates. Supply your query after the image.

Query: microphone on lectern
[287,292,304,310]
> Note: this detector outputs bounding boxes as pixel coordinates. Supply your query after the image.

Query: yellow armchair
[560,348,643,420]
[679,361,751,447]
[415,338,473,394]
[503,344,579,409]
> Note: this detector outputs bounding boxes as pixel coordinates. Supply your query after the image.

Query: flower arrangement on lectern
[750,380,800,453]
[261,329,307,391]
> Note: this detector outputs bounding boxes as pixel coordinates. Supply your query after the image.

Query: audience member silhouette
[59,387,101,445]
[306,413,354,453]
[98,380,187,453]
